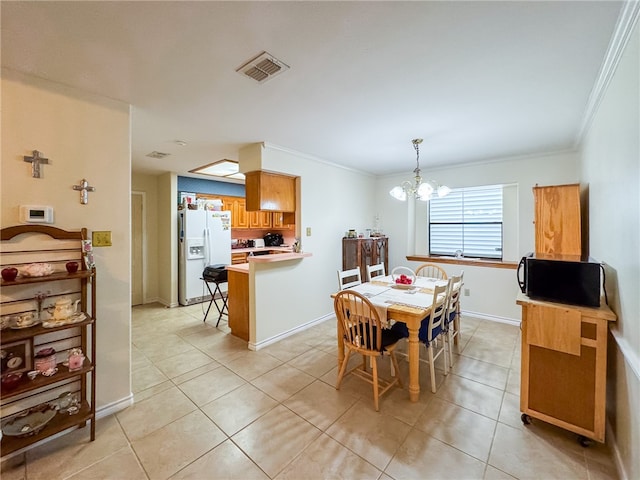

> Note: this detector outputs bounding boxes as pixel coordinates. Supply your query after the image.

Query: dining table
[331,274,448,402]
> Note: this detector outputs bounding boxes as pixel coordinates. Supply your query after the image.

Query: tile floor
[1,302,619,479]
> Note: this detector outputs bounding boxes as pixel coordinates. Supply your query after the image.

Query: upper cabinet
[245,171,296,212]
[196,190,295,230]
[222,197,248,229]
[533,184,582,256]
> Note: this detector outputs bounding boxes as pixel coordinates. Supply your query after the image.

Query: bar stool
[201,265,228,326]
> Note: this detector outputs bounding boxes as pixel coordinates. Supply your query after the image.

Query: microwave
[517,253,602,307]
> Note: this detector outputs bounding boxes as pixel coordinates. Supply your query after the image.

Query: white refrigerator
[178,208,231,306]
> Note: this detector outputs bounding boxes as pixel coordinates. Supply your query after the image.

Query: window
[429,185,503,260]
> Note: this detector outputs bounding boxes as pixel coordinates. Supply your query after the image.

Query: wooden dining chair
[366,263,386,282]
[337,268,362,290]
[334,290,404,411]
[414,263,448,280]
[390,279,452,393]
[420,280,452,392]
[444,273,463,368]
[447,271,464,364]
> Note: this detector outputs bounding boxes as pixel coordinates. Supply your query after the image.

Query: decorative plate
[2,408,56,437]
[42,312,86,329]
[10,318,41,329]
[20,263,55,277]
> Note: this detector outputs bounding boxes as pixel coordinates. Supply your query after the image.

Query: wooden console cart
[517,292,616,444]
[1,226,96,455]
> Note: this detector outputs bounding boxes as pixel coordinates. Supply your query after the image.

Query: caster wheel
[521,413,532,425]
[578,435,592,447]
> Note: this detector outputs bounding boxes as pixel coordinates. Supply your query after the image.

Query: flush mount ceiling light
[389,139,451,202]
[236,51,290,83]
[189,159,245,180]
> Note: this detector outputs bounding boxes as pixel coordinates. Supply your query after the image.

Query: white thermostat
[20,205,54,224]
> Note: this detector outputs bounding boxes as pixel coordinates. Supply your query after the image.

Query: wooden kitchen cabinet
[0,225,97,456]
[221,196,248,229]
[231,252,248,265]
[227,269,249,341]
[272,212,284,228]
[249,210,272,229]
[342,237,388,282]
[196,193,294,230]
[533,184,582,256]
[245,171,296,212]
[517,293,616,443]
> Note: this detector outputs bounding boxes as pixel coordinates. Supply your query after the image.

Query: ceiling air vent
[236,51,290,83]
[146,151,171,159]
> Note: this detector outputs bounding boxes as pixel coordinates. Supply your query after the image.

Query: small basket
[391,266,416,286]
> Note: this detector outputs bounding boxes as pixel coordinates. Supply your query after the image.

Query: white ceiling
[1,1,623,178]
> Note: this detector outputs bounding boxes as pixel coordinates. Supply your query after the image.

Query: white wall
[242,143,378,345]
[580,18,639,480]
[1,69,132,412]
[157,172,178,307]
[376,151,580,320]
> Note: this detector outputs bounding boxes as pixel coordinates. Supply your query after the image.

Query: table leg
[407,323,421,402]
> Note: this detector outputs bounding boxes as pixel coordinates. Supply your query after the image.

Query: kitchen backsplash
[231,228,295,246]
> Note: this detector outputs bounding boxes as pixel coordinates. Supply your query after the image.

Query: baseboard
[606,418,628,480]
[461,309,520,326]
[96,393,134,419]
[249,313,334,350]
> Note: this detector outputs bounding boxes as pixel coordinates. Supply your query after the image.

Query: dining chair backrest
[415,263,448,280]
[337,268,362,290]
[446,273,463,323]
[366,263,386,282]
[334,290,383,354]
[421,279,451,344]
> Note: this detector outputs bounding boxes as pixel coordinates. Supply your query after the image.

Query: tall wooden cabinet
[517,293,615,443]
[0,226,96,455]
[533,183,582,255]
[342,237,388,281]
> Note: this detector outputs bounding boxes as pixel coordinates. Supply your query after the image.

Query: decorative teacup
[15,312,36,327]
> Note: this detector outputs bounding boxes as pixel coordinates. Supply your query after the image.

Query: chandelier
[389,139,451,201]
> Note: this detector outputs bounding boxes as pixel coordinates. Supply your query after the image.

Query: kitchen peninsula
[226,250,312,344]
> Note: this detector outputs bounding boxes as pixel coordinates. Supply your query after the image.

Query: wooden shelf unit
[0,225,97,456]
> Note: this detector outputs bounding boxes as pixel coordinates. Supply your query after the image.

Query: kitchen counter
[225,250,313,344]
[231,246,292,254]
[226,251,312,273]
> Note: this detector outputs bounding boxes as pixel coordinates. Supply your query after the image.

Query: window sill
[406,255,518,270]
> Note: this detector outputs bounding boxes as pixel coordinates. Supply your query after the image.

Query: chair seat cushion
[348,324,405,352]
[389,318,443,344]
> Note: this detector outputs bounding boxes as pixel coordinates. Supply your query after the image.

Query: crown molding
[575,0,640,146]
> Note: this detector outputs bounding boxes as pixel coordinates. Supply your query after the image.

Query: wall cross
[73,179,96,205]
[24,150,49,178]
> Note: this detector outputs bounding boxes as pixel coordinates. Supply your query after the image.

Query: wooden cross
[73,179,96,205]
[24,150,49,178]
